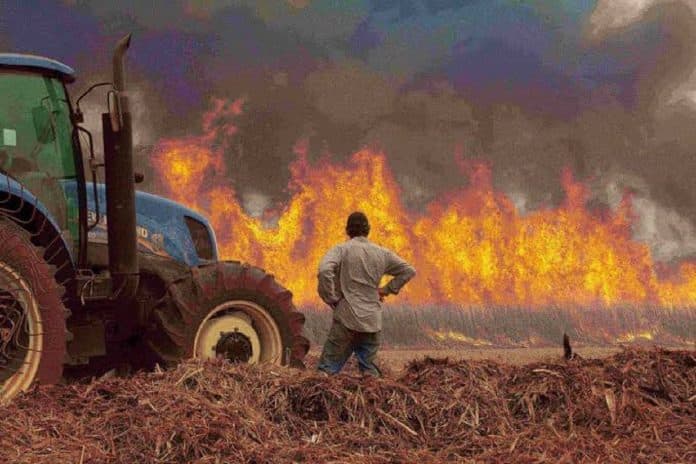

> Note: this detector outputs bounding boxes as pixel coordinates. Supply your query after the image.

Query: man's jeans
[317,319,382,376]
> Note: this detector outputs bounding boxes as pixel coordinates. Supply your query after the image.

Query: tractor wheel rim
[193,300,283,365]
[0,261,42,402]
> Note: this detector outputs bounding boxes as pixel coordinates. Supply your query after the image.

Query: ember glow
[152,100,696,309]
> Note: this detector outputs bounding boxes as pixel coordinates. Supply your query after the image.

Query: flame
[425,329,493,346]
[152,99,696,310]
[615,331,655,343]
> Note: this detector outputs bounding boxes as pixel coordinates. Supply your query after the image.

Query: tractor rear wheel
[0,219,66,402]
[147,262,309,367]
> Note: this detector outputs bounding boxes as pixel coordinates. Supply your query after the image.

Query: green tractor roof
[0,53,75,82]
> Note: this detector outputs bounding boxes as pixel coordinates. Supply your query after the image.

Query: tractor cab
[0,55,82,258]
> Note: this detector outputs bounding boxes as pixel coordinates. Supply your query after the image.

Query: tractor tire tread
[0,219,67,388]
[147,261,309,367]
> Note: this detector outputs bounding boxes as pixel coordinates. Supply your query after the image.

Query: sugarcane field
[1,1,696,463]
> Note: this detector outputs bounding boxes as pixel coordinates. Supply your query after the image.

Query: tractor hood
[63,181,218,266]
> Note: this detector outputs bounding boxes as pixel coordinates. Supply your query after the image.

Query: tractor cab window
[0,70,79,251]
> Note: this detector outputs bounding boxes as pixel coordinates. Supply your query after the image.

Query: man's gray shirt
[317,236,416,333]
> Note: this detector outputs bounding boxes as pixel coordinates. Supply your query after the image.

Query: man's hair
[346,211,370,238]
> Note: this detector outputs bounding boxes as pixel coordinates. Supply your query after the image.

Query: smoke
[589,0,696,36]
[595,170,696,261]
[78,86,161,150]
[73,0,364,41]
[211,1,696,263]
[584,0,696,261]
[74,74,168,192]
[9,1,696,261]
[0,33,10,48]
[590,0,696,109]
[304,60,397,129]
[360,83,479,206]
[632,197,696,261]
[588,0,661,35]
[241,191,272,218]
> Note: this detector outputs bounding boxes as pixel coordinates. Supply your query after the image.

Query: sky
[2,0,696,260]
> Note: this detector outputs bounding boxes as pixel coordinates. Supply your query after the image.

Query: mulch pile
[1,348,694,463]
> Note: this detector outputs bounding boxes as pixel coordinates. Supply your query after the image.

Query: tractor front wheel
[147,262,309,367]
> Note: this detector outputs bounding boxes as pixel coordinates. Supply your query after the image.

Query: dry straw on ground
[0,348,693,463]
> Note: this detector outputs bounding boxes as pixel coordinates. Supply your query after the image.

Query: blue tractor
[0,36,309,401]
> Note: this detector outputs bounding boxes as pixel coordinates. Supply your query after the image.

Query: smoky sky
[3,0,696,260]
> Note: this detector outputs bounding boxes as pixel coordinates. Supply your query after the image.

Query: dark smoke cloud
[304,60,397,128]
[5,1,696,260]
[585,0,696,260]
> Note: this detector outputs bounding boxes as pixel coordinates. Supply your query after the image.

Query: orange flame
[152,99,696,309]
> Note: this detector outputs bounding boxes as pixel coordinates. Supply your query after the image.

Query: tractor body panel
[61,181,218,266]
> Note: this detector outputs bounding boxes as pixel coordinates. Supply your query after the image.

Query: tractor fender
[0,174,76,280]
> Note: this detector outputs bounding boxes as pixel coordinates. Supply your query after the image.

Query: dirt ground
[377,346,621,370]
[306,345,630,373]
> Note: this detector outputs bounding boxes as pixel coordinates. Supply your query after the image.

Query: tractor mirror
[31,106,55,144]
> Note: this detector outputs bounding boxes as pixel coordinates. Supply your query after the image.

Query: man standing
[317,212,416,376]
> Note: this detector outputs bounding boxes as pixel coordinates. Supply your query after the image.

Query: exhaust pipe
[102,34,139,300]
[112,35,131,107]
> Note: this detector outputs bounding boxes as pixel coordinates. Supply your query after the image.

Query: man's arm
[380,250,416,296]
[317,245,342,307]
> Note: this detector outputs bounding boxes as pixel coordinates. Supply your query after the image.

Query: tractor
[0,35,309,402]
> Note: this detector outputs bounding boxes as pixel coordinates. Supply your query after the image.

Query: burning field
[1,348,693,463]
[148,98,696,346]
[152,99,696,310]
